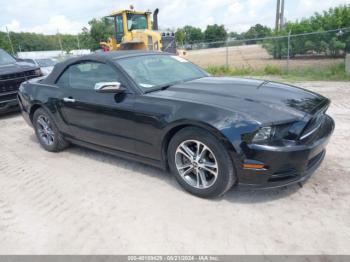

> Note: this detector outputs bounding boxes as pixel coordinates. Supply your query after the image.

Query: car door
[55,61,137,154]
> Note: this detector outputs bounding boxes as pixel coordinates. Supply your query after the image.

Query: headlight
[35,69,42,76]
[252,126,273,142]
[251,121,306,144]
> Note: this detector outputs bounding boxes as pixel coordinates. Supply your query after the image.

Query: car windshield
[36,58,56,67]
[0,49,16,65]
[127,14,147,31]
[117,55,208,92]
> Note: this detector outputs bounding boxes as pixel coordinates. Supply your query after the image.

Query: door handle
[63,97,76,103]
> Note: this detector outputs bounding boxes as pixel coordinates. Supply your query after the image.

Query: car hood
[0,62,39,75]
[147,77,328,124]
[40,66,54,76]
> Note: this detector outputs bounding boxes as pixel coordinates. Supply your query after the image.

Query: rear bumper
[0,98,19,114]
[237,115,335,189]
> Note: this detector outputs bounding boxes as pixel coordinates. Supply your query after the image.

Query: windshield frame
[0,49,16,65]
[115,54,209,94]
[126,13,148,31]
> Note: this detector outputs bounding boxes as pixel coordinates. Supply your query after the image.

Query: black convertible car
[18,51,334,198]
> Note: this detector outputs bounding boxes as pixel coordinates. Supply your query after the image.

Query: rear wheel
[33,108,69,152]
[168,127,236,198]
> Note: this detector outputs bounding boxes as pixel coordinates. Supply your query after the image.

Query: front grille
[0,70,37,81]
[0,70,37,95]
[0,92,17,102]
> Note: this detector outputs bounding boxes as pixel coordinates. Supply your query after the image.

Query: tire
[168,127,236,198]
[33,108,69,152]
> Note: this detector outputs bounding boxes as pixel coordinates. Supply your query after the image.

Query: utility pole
[57,30,63,52]
[280,0,285,30]
[275,0,281,32]
[275,0,285,32]
[76,34,81,49]
[6,26,15,55]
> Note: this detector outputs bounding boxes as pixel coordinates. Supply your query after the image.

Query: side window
[56,62,120,90]
[115,15,123,33]
[115,15,124,43]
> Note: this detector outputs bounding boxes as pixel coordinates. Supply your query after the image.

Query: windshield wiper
[144,81,181,94]
[143,76,205,94]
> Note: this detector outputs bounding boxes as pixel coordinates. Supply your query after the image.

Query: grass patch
[264,65,282,75]
[282,63,350,81]
[206,65,255,76]
[206,63,350,81]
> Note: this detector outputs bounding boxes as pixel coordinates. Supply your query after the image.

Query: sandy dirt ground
[185,44,344,69]
[0,80,349,255]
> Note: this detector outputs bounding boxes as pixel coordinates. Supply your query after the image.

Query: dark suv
[0,49,42,114]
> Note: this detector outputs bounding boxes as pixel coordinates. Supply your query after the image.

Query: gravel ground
[0,80,349,255]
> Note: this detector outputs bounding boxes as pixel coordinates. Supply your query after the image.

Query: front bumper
[237,115,335,189]
[0,98,19,114]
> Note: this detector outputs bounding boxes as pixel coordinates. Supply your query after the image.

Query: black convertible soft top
[43,51,167,85]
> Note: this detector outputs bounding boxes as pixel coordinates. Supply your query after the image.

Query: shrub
[264,65,282,75]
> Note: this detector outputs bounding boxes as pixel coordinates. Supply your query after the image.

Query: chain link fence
[180,28,350,73]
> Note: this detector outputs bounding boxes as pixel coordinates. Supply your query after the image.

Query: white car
[22,58,58,76]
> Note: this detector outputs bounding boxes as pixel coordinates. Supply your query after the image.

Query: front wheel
[168,127,236,198]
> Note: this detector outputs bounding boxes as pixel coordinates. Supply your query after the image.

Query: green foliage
[0,30,93,53]
[265,5,350,58]
[175,29,186,45]
[204,24,227,44]
[244,24,272,44]
[228,31,244,40]
[207,65,254,76]
[329,37,346,56]
[0,32,12,53]
[264,65,282,75]
[175,26,204,44]
[284,63,350,81]
[88,17,114,50]
[175,24,228,46]
[206,63,350,81]
[0,17,112,54]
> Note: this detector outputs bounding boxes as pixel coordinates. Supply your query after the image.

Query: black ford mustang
[18,51,334,198]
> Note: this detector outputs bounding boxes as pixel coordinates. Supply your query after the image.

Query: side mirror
[94,82,125,93]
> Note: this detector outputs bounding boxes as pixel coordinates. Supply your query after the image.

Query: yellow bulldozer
[100,6,177,54]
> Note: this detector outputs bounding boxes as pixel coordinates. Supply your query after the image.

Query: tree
[176,26,204,44]
[264,4,350,58]
[204,24,227,43]
[79,27,95,50]
[329,37,346,57]
[88,17,114,50]
[244,24,272,44]
[228,31,244,40]
[175,29,186,45]
[0,32,12,53]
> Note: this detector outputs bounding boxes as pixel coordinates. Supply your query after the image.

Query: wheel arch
[29,104,43,123]
[29,103,55,123]
[161,120,238,170]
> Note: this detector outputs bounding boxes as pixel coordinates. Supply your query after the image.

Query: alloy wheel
[175,140,218,189]
[37,115,55,146]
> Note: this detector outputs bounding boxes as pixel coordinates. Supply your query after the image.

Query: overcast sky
[1,0,350,34]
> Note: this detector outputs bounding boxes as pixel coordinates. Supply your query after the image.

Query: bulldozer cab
[101,7,177,54]
[106,9,153,48]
